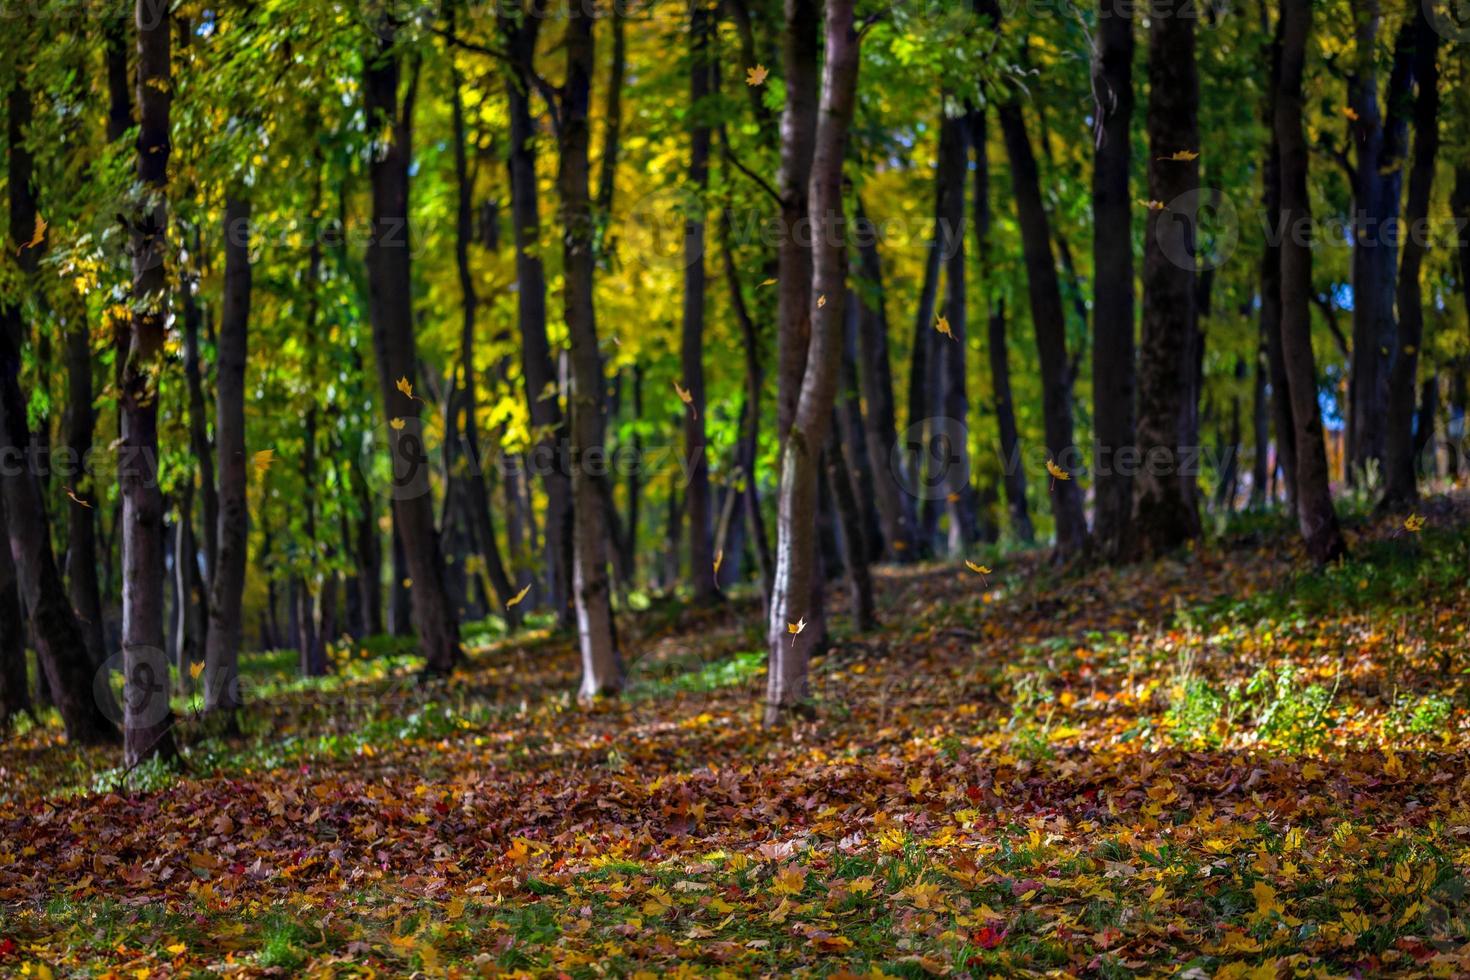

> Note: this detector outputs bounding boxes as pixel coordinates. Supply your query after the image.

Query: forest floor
[3,499,1470,978]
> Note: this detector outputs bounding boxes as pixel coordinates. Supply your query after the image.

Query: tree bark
[559,2,623,699]
[1259,11,1296,511]
[1130,0,1202,559]
[204,196,252,720]
[824,431,875,631]
[765,0,861,725]
[181,235,218,591]
[682,0,717,603]
[1277,0,1347,564]
[501,0,573,626]
[1383,6,1438,508]
[937,110,976,551]
[1089,0,1136,559]
[852,200,914,559]
[364,23,462,673]
[0,508,27,726]
[119,0,178,764]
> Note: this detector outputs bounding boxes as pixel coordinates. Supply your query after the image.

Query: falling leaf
[759,277,777,286]
[1343,106,1360,121]
[1046,458,1070,486]
[1138,199,1167,211]
[396,376,421,402]
[18,213,46,253]
[389,417,406,431]
[673,380,697,419]
[506,582,533,607]
[1157,149,1199,162]
[1404,514,1426,533]
[745,64,769,86]
[964,559,992,584]
[816,294,827,309]
[189,661,205,680]
[64,487,91,509]
[713,549,724,577]
[934,314,955,340]
[253,449,275,474]
[787,617,806,647]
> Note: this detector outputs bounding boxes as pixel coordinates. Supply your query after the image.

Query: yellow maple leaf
[934,314,954,340]
[746,64,769,86]
[964,559,992,584]
[772,863,807,896]
[389,417,406,431]
[1403,513,1425,533]
[672,380,697,419]
[1158,149,1199,162]
[759,277,777,286]
[1045,458,1070,485]
[189,661,205,680]
[506,582,532,608]
[396,376,420,401]
[816,294,827,308]
[18,213,46,253]
[252,449,275,474]
[1343,106,1360,121]
[787,616,806,647]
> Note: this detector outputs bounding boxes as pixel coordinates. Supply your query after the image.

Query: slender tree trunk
[1259,12,1296,511]
[558,3,623,699]
[852,200,914,559]
[182,237,218,590]
[1250,342,1270,508]
[204,196,252,721]
[824,432,875,631]
[364,24,461,673]
[995,98,1088,557]
[0,511,27,726]
[64,303,106,668]
[502,1,572,626]
[682,0,716,603]
[1277,0,1347,564]
[1130,0,1202,559]
[1346,4,1413,478]
[1383,6,1438,508]
[448,41,520,626]
[765,0,860,724]
[937,110,976,551]
[1090,0,1136,558]
[119,0,178,764]
[839,298,882,560]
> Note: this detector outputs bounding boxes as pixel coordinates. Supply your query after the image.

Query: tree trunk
[181,236,219,590]
[1382,6,1438,508]
[1259,12,1296,511]
[682,0,717,603]
[937,110,976,551]
[364,24,461,673]
[824,432,876,631]
[1130,1,1202,559]
[1089,0,1136,558]
[852,200,915,559]
[765,0,861,725]
[1277,0,1348,564]
[1250,342,1270,508]
[995,99,1088,557]
[839,297,883,561]
[1346,4,1414,478]
[120,0,178,764]
[501,0,573,626]
[64,303,107,669]
[204,195,252,721]
[559,3,623,699]
[0,512,27,727]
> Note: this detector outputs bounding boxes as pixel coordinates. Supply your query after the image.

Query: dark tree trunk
[447,37,521,626]
[839,297,882,562]
[0,515,26,726]
[502,0,572,626]
[937,110,976,551]
[1277,0,1347,564]
[64,299,106,669]
[1346,5,1414,478]
[1259,12,1296,511]
[1383,6,1438,508]
[181,236,218,591]
[204,196,252,720]
[1090,0,1136,558]
[682,0,716,603]
[824,431,876,632]
[995,99,1088,557]
[363,22,461,673]
[120,1,178,764]
[765,0,860,724]
[1250,342,1270,508]
[1130,2,1202,559]
[558,3,623,699]
[852,200,915,559]
[389,522,411,636]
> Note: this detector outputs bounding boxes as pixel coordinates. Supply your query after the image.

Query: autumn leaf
[934,314,955,340]
[1045,458,1070,487]
[189,661,205,680]
[787,616,806,647]
[396,376,421,402]
[771,863,806,896]
[1157,149,1199,162]
[816,294,827,308]
[18,213,46,253]
[389,417,406,431]
[1403,513,1425,533]
[252,449,275,475]
[759,277,777,286]
[1138,199,1167,211]
[1343,106,1360,121]
[672,380,697,419]
[745,64,769,86]
[506,582,533,608]
[963,559,992,585]
[64,487,92,509]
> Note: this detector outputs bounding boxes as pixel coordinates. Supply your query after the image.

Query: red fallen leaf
[0,937,16,959]
[972,925,1007,950]
[965,784,982,803]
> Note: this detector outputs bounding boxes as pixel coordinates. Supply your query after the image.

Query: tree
[1383,6,1439,508]
[1276,0,1347,564]
[936,109,976,550]
[1130,0,1202,559]
[1089,0,1135,559]
[681,0,716,603]
[765,0,862,724]
[203,197,252,723]
[1259,10,1296,512]
[119,0,179,764]
[363,15,462,675]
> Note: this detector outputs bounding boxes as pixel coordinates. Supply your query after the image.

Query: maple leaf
[972,924,1007,949]
[672,380,696,418]
[189,661,205,680]
[64,487,92,509]
[1045,458,1070,487]
[1343,106,1361,121]
[18,213,46,253]
[506,582,533,608]
[252,449,275,474]
[745,64,769,86]
[772,863,806,896]
[389,417,406,431]
[1403,514,1425,533]
[816,294,827,308]
[787,617,806,647]
[963,559,992,586]
[396,376,421,402]
[1157,149,1199,162]
[934,314,955,340]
